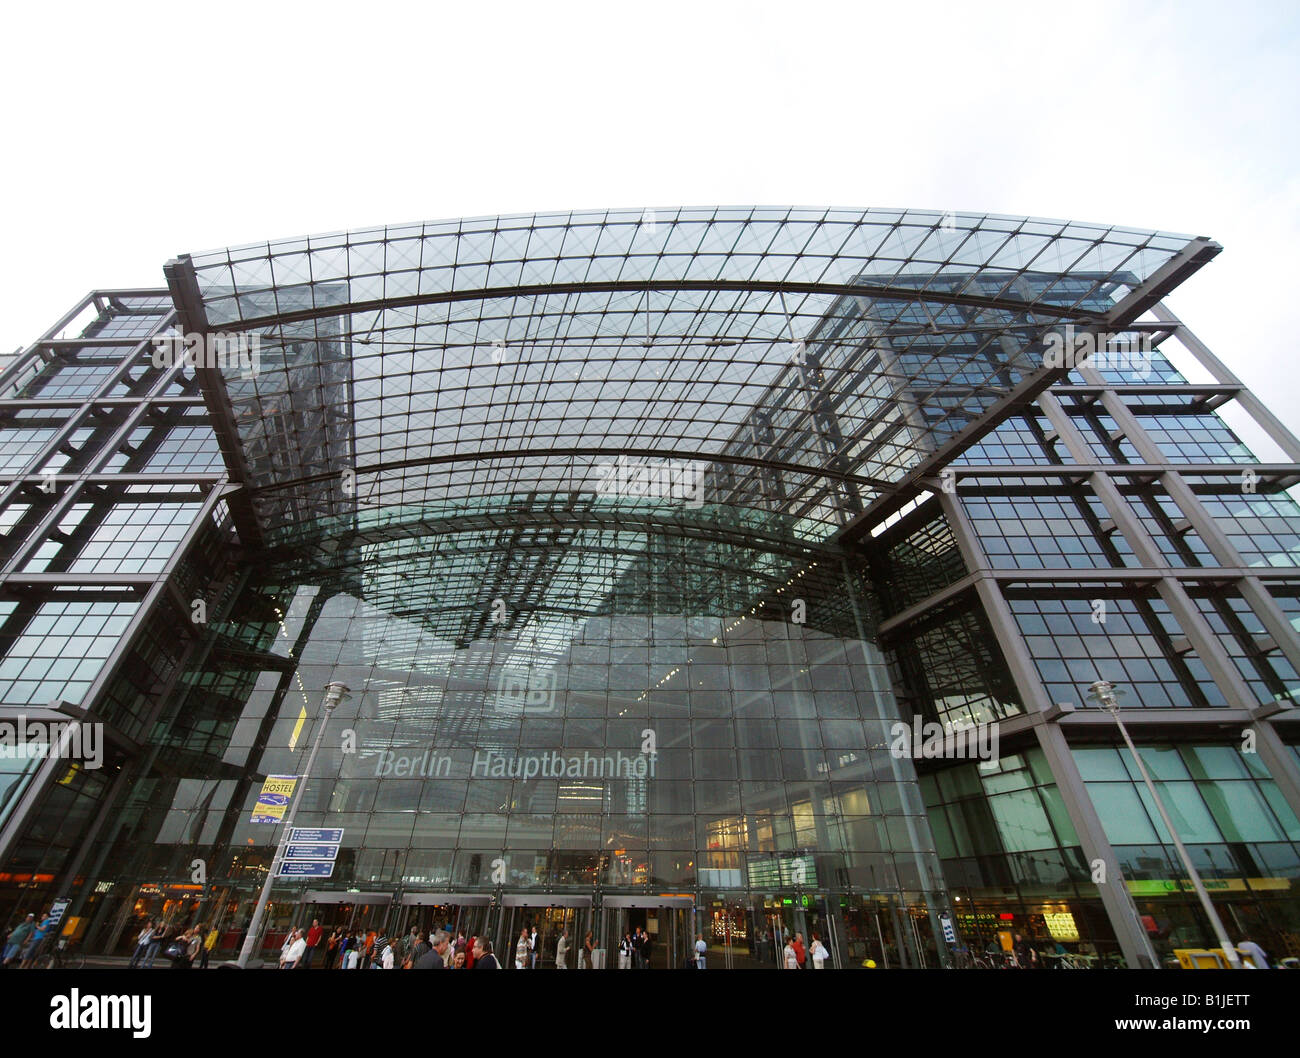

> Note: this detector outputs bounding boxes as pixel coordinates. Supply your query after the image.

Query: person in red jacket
[792,933,806,969]
[303,919,324,969]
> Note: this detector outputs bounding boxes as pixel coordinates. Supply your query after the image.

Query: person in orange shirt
[363,929,377,969]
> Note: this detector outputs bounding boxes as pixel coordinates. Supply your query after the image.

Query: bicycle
[40,937,85,970]
[949,947,977,969]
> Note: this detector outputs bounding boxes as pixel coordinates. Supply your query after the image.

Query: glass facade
[0,210,1298,970]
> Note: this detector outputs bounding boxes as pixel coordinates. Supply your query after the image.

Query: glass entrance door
[396,894,493,958]
[498,896,593,968]
[603,896,693,969]
[703,895,769,968]
[297,891,393,968]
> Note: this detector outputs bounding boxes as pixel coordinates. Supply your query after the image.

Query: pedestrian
[472,937,500,969]
[142,920,165,969]
[694,933,707,969]
[381,938,396,969]
[414,929,450,969]
[303,919,323,969]
[167,927,198,969]
[279,928,297,968]
[344,940,360,970]
[792,932,806,969]
[184,927,203,969]
[529,925,538,968]
[1012,933,1037,969]
[619,932,634,970]
[325,928,340,969]
[632,927,645,969]
[4,913,36,967]
[782,936,798,969]
[199,923,218,969]
[641,929,654,968]
[809,933,829,969]
[515,927,530,969]
[282,929,307,969]
[555,928,569,969]
[582,930,594,970]
[405,930,430,968]
[20,911,59,969]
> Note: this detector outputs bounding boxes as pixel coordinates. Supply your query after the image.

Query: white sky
[2,0,1297,453]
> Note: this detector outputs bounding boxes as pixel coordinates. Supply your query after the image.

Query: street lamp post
[236,681,350,968]
[1087,680,1240,968]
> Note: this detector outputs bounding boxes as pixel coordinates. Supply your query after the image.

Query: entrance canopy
[165,208,1215,554]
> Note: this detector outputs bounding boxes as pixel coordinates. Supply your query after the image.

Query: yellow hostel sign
[250,775,299,823]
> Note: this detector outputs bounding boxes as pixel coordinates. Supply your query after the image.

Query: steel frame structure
[0,211,1296,969]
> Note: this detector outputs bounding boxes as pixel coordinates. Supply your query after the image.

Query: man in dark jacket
[472,937,500,969]
[414,929,451,969]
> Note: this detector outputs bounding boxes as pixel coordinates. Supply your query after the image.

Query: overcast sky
[3,0,1297,453]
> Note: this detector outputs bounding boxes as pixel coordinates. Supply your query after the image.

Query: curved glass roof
[166,207,1216,552]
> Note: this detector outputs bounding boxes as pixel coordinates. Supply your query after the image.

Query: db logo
[495,668,556,714]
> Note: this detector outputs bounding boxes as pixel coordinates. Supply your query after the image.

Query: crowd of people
[1,910,218,970]
[125,919,216,969]
[4,909,846,971]
[777,931,831,969]
[275,922,505,969]
[1,911,60,969]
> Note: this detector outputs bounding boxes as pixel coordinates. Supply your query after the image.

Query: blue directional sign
[277,860,335,878]
[289,828,344,843]
[284,843,340,860]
